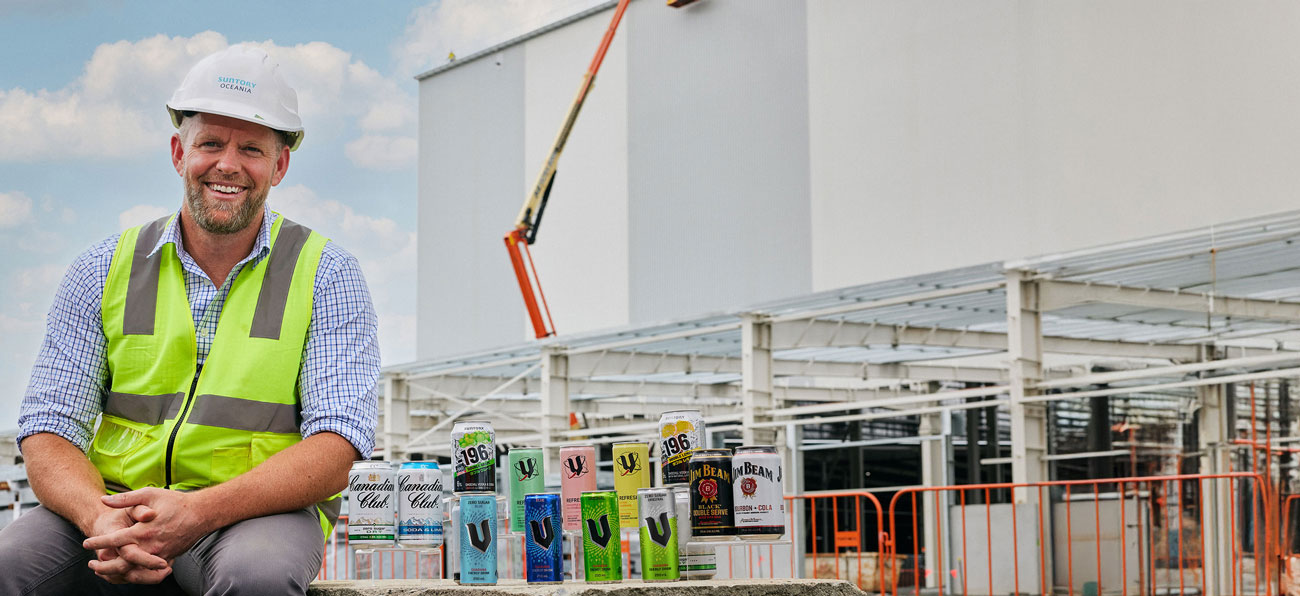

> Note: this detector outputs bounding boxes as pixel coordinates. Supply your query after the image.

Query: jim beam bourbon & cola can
[612,442,649,527]
[732,445,785,539]
[397,460,444,546]
[638,487,680,581]
[348,461,396,545]
[689,449,735,539]
[659,410,703,485]
[451,420,496,493]
[560,445,596,530]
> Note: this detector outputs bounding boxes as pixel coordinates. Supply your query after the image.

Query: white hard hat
[167,45,304,151]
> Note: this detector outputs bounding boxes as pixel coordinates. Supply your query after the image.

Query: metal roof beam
[771,319,1201,360]
[567,351,1006,383]
[1040,280,1300,322]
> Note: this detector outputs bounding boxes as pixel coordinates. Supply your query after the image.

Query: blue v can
[458,493,498,585]
[524,493,564,583]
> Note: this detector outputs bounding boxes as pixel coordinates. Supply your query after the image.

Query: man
[0,45,380,594]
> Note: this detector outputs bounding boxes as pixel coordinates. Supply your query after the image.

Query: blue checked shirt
[17,209,379,457]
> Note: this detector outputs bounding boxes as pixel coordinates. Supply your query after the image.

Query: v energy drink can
[690,449,735,539]
[659,410,703,485]
[560,445,596,531]
[348,461,395,545]
[452,420,496,493]
[733,445,786,539]
[581,490,622,582]
[509,448,545,533]
[524,493,564,584]
[398,461,444,546]
[638,488,679,581]
[612,442,649,527]
[458,493,498,585]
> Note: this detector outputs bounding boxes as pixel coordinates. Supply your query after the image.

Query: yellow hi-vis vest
[87,213,341,538]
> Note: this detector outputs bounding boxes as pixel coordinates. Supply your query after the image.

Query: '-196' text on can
[451,420,496,493]
[658,410,704,485]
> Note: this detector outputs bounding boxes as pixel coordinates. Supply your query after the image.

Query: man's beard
[184,177,268,235]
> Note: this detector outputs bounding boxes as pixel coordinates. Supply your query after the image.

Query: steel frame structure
[383,210,1300,591]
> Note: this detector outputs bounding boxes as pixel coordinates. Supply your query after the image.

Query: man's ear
[270,144,290,186]
[170,134,185,176]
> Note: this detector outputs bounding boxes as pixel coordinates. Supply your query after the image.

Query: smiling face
[171,112,290,235]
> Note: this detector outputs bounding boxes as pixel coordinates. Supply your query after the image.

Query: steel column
[1007,271,1048,489]
[383,375,410,461]
[742,313,778,446]
[540,347,570,477]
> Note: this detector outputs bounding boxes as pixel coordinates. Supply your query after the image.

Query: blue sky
[0,0,605,432]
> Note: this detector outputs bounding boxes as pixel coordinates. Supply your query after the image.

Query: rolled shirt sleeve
[17,236,117,452]
[298,242,381,457]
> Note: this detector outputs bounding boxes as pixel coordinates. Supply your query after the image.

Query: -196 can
[659,410,704,485]
[398,461,444,546]
[509,448,545,533]
[732,446,785,539]
[638,488,679,581]
[524,493,565,584]
[451,420,496,493]
[689,449,735,539]
[581,490,622,582]
[612,442,649,527]
[348,461,395,545]
[458,493,498,584]
[560,445,596,531]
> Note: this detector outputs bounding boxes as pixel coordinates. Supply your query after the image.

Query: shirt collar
[148,209,277,264]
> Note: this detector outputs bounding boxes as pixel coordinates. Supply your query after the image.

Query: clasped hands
[81,488,207,585]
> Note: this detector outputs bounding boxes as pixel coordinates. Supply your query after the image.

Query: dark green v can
[580,490,622,582]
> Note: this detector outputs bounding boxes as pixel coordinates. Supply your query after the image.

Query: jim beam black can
[689,449,735,539]
[732,445,785,539]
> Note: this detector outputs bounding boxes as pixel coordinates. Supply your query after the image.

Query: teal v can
[524,493,564,583]
[458,493,498,585]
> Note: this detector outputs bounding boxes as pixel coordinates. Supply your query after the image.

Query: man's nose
[214,145,242,174]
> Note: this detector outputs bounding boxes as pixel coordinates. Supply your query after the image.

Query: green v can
[638,487,679,581]
[580,490,622,582]
[508,447,544,533]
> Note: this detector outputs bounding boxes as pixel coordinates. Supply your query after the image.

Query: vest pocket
[89,415,157,488]
[251,432,301,467]
[212,446,251,485]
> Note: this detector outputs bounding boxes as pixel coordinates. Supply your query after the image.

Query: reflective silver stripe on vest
[250,218,312,340]
[122,216,170,335]
[317,497,342,526]
[185,394,300,434]
[104,391,185,426]
[104,480,132,494]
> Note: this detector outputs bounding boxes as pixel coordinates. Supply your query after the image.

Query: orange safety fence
[784,491,888,595]
[886,472,1272,596]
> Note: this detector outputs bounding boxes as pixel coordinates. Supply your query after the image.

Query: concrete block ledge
[308,578,866,596]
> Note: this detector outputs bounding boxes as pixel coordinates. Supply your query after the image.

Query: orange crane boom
[505,0,633,339]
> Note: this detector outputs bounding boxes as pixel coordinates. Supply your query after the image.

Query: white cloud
[0,32,416,162]
[269,184,416,363]
[0,191,33,228]
[393,0,608,76]
[345,135,417,171]
[118,203,173,231]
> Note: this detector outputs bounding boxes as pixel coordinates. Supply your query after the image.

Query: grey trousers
[0,505,325,596]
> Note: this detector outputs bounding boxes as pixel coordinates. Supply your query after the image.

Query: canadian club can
[659,410,704,485]
[612,442,650,527]
[509,447,545,533]
[689,449,735,539]
[524,493,565,584]
[560,445,596,531]
[580,490,622,582]
[638,487,680,581]
[733,445,786,539]
[452,420,496,493]
[397,461,444,546]
[348,461,395,545]
[458,493,498,585]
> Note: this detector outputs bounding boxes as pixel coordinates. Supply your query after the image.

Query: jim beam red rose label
[689,449,735,539]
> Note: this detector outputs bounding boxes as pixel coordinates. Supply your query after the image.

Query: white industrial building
[398,2,1300,592]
